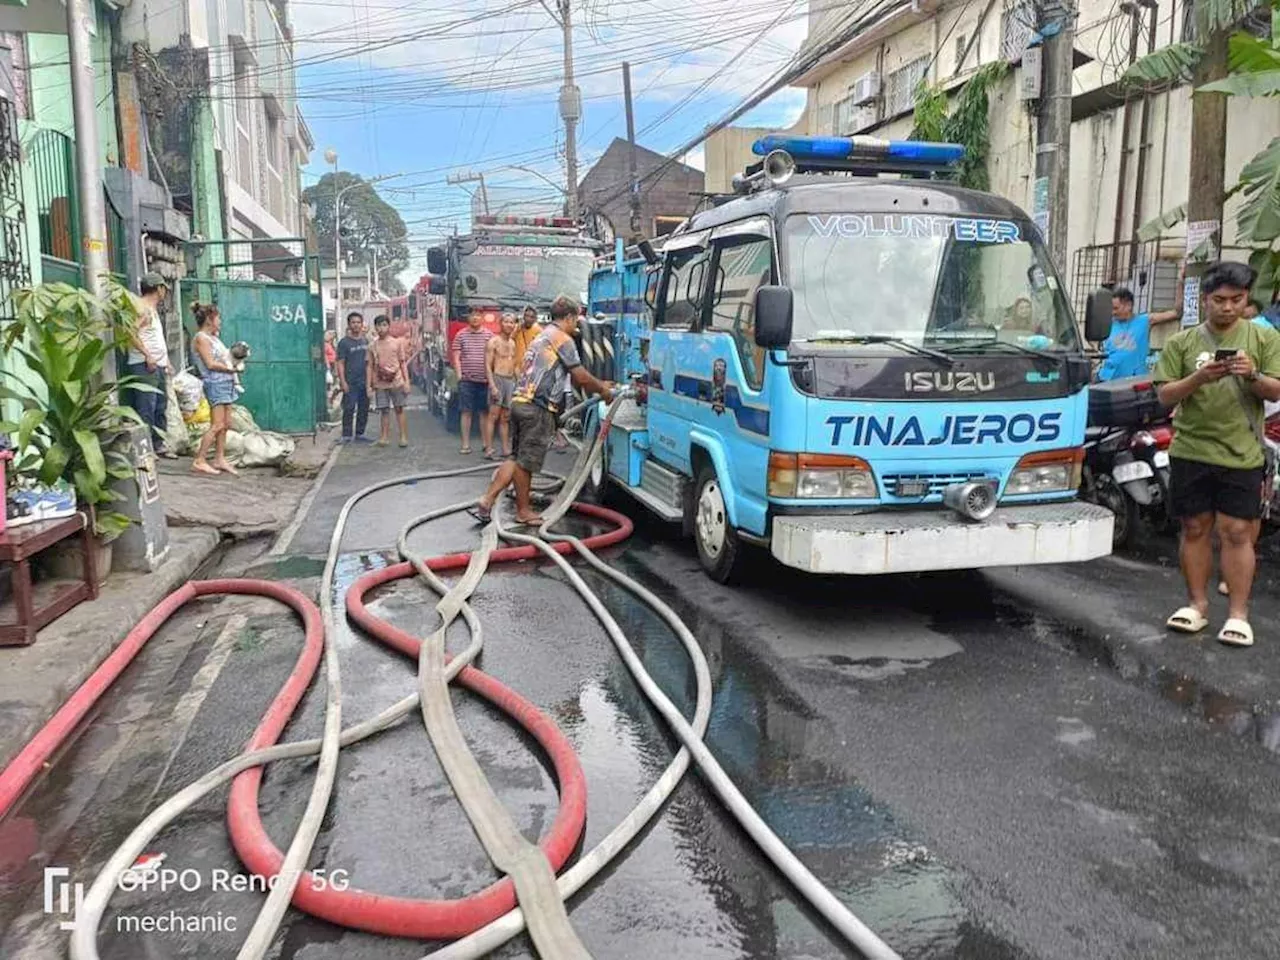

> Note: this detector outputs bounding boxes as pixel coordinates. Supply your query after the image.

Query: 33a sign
[270,303,309,324]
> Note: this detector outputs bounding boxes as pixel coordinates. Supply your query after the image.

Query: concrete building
[118,0,313,278]
[320,265,372,328]
[579,138,706,242]
[0,1,191,356]
[706,0,1280,339]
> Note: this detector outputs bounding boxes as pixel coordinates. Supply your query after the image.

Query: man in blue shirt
[1246,298,1278,330]
[1097,286,1182,381]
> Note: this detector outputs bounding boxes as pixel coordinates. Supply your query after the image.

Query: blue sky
[291,0,810,283]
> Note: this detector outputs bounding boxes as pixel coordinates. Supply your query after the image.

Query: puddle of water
[241,554,327,581]
[587,558,1027,960]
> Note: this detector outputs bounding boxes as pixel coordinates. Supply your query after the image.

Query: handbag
[1196,324,1277,516]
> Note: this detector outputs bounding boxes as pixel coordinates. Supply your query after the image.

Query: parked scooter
[1082,421,1175,547]
[1082,376,1173,548]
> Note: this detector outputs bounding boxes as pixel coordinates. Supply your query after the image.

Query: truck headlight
[768,453,878,499]
[1005,448,1084,496]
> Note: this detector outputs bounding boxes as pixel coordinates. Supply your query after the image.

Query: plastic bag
[172,370,204,414]
[184,397,211,425]
[162,375,192,454]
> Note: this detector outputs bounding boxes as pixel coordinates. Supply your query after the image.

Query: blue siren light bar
[751,134,965,167]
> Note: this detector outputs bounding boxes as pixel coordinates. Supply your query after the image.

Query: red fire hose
[0,504,632,942]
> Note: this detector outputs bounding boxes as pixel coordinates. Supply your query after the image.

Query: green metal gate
[179,241,324,434]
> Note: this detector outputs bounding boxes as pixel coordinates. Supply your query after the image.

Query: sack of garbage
[230,405,260,435]
[221,429,294,468]
[184,396,211,425]
[162,375,192,454]
[173,370,204,414]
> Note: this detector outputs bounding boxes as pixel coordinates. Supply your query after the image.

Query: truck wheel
[580,440,610,504]
[693,465,744,584]
[576,409,608,503]
[1095,474,1139,549]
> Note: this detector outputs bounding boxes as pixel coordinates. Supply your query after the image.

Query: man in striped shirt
[453,312,495,454]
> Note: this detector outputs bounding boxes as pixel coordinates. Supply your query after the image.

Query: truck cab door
[699,222,776,534]
[648,232,711,474]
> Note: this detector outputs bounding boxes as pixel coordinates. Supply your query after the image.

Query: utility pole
[447,171,489,218]
[623,61,640,237]
[325,149,341,327]
[1184,27,1229,299]
[1033,0,1076,271]
[66,0,109,307]
[557,0,581,220]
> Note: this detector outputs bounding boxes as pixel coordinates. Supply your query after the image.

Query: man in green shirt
[1152,261,1280,647]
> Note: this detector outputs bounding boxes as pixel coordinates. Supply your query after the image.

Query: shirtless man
[485,313,519,458]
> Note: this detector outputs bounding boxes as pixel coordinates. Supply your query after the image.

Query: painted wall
[704,0,1270,332]
[25,5,119,167]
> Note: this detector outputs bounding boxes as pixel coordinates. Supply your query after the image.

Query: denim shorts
[204,376,236,407]
[458,379,489,413]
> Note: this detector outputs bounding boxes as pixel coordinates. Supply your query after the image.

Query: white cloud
[681,145,706,172]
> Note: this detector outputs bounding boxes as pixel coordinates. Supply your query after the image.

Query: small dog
[229,341,250,396]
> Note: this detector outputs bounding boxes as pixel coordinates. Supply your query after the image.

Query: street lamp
[507,163,569,198]
[324,154,404,321]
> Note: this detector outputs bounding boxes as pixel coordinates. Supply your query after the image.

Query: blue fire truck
[580,135,1116,583]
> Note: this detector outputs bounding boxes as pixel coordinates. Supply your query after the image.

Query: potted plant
[0,281,153,580]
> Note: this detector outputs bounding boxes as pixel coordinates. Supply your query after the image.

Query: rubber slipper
[460,447,472,455]
[1217,618,1254,647]
[465,506,491,525]
[1166,606,1209,634]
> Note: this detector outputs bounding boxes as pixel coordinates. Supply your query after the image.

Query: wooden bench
[0,515,98,647]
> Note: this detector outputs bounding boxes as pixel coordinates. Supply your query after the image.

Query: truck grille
[882,471,991,499]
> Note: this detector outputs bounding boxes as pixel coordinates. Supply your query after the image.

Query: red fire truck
[423,215,601,430]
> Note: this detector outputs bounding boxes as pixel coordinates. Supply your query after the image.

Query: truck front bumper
[769,501,1113,575]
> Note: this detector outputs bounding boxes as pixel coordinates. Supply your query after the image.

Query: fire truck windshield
[455,244,595,307]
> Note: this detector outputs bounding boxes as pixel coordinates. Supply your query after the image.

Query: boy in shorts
[366,314,410,447]
[1154,261,1280,646]
[486,313,518,458]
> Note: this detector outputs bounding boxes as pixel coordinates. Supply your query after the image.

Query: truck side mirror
[1084,288,1113,342]
[427,246,447,276]
[754,286,793,348]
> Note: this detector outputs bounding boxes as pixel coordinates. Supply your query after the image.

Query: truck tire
[579,418,610,504]
[692,464,744,584]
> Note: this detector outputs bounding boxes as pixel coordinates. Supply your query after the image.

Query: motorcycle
[1082,422,1174,548]
[1082,376,1174,548]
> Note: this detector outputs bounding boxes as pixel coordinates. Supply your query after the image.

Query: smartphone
[1215,349,1238,363]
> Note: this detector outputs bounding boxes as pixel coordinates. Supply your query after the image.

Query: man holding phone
[1153,261,1280,647]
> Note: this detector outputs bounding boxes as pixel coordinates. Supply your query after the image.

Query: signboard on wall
[1032,177,1050,239]
[1020,46,1043,100]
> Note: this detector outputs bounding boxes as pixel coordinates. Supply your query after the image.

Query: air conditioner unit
[851,71,881,106]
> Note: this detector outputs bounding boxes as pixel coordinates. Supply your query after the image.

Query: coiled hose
[1,392,899,960]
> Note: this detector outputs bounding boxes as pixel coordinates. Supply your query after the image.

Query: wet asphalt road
[3,407,1280,960]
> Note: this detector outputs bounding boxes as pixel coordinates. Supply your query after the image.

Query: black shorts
[1169,457,1265,521]
[510,402,557,475]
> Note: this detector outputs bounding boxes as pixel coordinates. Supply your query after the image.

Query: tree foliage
[1,282,150,540]
[1122,0,1280,297]
[302,172,409,295]
[911,62,1008,192]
